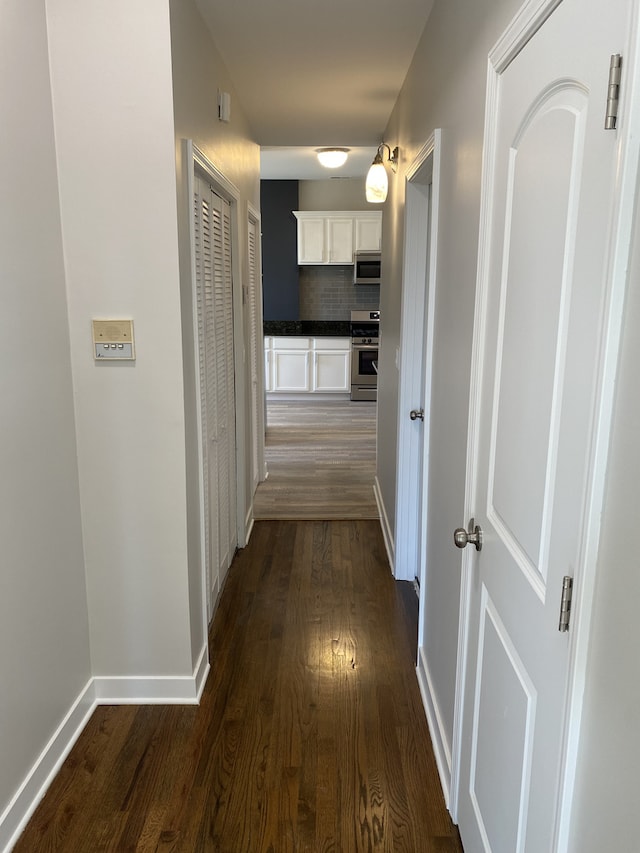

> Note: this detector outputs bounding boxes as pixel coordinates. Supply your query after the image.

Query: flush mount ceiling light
[316,147,350,168]
[365,143,399,203]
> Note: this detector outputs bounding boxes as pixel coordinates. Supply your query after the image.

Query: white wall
[298,178,379,211]
[567,173,640,851]
[0,0,91,844]
[46,0,194,680]
[377,0,522,755]
[169,0,261,655]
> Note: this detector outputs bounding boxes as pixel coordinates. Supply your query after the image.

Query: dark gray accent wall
[260,180,299,320]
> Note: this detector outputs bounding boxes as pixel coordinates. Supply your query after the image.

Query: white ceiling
[196,0,435,179]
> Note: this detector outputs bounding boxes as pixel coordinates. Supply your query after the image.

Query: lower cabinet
[265,336,351,394]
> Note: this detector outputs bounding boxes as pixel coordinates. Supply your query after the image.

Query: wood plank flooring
[14,520,461,853]
[253,399,379,520]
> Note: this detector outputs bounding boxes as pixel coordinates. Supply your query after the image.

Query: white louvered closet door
[193,173,237,618]
[247,216,264,492]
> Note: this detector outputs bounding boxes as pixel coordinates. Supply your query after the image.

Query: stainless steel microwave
[354,251,381,285]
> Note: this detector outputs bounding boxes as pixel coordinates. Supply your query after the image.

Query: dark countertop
[264,320,351,337]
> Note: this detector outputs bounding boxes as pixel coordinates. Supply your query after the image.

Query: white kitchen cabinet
[265,336,351,394]
[264,337,272,391]
[270,336,311,392]
[296,217,324,264]
[326,217,354,263]
[293,211,381,265]
[354,214,382,251]
[312,338,351,392]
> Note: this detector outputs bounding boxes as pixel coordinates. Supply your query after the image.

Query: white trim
[554,2,640,847]
[245,506,255,544]
[374,475,395,572]
[192,144,241,202]
[93,674,204,705]
[450,0,640,843]
[93,642,210,704]
[0,679,96,853]
[416,647,453,811]
[395,130,442,586]
[395,137,433,582]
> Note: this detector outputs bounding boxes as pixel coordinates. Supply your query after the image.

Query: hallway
[253,399,379,520]
[14,520,461,852]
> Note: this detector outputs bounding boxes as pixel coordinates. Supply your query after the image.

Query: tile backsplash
[299,266,379,320]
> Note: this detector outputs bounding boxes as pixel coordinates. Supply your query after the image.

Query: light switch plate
[92,319,135,360]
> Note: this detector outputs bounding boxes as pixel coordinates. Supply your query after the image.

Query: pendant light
[365,143,398,203]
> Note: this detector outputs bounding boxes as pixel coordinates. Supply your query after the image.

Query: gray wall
[0,0,91,842]
[298,177,379,211]
[567,165,640,852]
[377,0,522,752]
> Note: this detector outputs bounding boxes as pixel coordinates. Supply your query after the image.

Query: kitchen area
[261,178,381,403]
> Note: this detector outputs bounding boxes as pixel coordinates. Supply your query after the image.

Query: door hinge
[558,576,573,633]
[605,54,622,130]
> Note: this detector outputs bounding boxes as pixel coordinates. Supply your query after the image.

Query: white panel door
[457,0,630,850]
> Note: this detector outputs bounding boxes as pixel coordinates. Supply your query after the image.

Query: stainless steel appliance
[354,251,382,285]
[350,310,379,401]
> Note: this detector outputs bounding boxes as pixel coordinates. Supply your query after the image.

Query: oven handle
[351,343,379,350]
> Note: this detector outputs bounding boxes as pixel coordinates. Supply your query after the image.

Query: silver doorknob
[453,518,483,552]
[410,408,424,421]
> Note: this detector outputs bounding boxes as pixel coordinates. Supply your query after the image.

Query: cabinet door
[273,351,311,391]
[297,217,324,263]
[327,217,354,263]
[264,338,272,391]
[355,215,382,251]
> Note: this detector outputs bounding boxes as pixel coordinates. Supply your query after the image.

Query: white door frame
[184,140,249,622]
[395,130,441,585]
[450,1,640,845]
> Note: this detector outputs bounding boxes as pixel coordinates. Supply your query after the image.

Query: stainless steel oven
[350,310,379,401]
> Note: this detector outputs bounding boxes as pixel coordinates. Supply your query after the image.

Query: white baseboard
[193,642,211,703]
[416,645,453,812]
[245,507,255,544]
[266,392,350,401]
[0,646,211,852]
[93,649,209,705]
[374,475,395,573]
[0,679,96,853]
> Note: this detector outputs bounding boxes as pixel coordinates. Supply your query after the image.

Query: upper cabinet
[354,215,382,252]
[293,211,382,265]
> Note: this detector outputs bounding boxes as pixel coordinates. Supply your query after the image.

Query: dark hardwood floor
[15,520,461,852]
